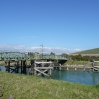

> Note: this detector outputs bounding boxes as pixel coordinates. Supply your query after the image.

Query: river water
[51,69,99,85]
[0,66,99,86]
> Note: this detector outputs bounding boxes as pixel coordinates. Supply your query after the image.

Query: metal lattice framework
[0,51,68,61]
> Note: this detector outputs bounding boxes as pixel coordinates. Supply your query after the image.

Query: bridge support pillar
[31,60,34,66]
[5,61,10,72]
[34,60,36,75]
[23,60,26,74]
[8,61,10,72]
[15,61,19,73]
[21,60,26,74]
[21,60,23,74]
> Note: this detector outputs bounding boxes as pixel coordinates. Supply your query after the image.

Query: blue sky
[0,0,99,54]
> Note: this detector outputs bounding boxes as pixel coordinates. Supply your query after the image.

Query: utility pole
[40,44,44,59]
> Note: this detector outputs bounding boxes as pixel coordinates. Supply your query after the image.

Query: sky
[0,0,99,54]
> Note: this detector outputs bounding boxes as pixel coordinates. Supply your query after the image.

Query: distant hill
[73,48,99,54]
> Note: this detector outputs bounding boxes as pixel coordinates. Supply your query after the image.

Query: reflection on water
[0,66,99,85]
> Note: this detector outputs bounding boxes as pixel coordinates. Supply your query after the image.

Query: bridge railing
[0,52,68,61]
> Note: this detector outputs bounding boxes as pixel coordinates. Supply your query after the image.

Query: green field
[73,48,99,54]
[0,72,99,99]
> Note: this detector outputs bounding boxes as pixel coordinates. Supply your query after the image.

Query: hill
[73,48,99,54]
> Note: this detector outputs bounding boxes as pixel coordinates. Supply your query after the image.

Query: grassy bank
[64,60,89,66]
[64,60,99,66]
[0,72,99,99]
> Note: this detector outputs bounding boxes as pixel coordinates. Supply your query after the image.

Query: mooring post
[48,61,52,76]
[67,67,69,70]
[52,64,54,70]
[59,67,61,70]
[92,61,94,72]
[83,68,85,72]
[59,64,61,70]
[75,67,77,71]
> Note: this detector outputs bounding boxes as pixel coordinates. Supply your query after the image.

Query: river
[51,69,99,85]
[0,66,99,86]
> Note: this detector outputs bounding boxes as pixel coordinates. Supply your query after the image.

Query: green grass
[73,48,99,54]
[0,71,99,99]
[64,60,89,66]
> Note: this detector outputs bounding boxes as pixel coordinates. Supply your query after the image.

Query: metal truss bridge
[0,51,68,61]
[0,51,68,76]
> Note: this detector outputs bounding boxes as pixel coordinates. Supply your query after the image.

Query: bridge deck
[0,52,68,61]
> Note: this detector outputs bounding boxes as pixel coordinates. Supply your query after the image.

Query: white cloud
[14,45,25,49]
[74,48,82,51]
[0,44,82,54]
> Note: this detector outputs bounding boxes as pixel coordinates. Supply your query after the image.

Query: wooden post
[92,62,94,72]
[30,60,34,75]
[75,67,77,71]
[8,61,10,72]
[59,64,61,70]
[21,60,23,74]
[59,67,61,70]
[16,61,19,73]
[49,69,52,76]
[67,67,69,70]
[34,60,36,75]
[31,60,34,66]
[23,60,26,74]
[83,68,85,72]
[53,64,54,70]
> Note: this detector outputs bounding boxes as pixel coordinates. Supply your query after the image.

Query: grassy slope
[0,72,99,99]
[73,48,99,54]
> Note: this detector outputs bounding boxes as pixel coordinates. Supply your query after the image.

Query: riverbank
[0,71,99,99]
[64,60,90,65]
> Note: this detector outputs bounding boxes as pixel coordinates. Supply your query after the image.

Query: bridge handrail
[0,52,68,60]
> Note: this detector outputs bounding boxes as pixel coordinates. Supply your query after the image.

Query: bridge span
[0,51,68,76]
[0,51,67,61]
